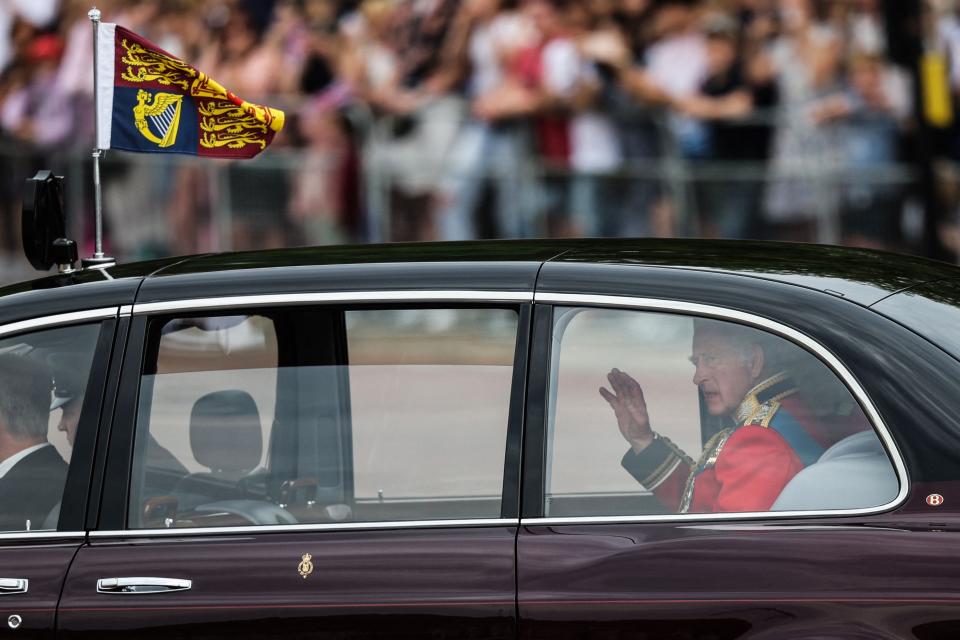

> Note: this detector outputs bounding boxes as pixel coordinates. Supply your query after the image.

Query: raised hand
[599,368,654,454]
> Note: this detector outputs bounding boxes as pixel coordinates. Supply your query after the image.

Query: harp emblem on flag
[133,90,183,148]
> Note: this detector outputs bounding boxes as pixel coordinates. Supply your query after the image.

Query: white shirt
[467,12,533,98]
[541,38,621,172]
[0,443,50,479]
[644,32,708,98]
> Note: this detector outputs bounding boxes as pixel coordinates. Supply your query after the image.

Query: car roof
[137,239,960,306]
[546,239,960,306]
[1,239,957,320]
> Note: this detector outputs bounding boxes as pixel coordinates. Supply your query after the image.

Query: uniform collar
[733,372,798,426]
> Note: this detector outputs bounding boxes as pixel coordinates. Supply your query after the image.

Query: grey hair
[693,318,856,414]
[0,354,51,441]
[692,318,798,375]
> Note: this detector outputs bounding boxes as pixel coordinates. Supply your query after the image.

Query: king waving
[94,23,285,159]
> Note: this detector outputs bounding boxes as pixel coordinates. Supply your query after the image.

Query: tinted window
[345,309,516,505]
[0,323,101,532]
[128,307,518,529]
[545,307,898,517]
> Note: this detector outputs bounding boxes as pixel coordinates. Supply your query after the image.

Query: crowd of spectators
[0,0,957,264]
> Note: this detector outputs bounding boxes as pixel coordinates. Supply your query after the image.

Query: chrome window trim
[0,307,119,339]
[133,290,533,315]
[90,518,519,538]
[528,291,910,525]
[0,531,86,541]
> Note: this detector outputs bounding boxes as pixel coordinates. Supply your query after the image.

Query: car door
[57,293,528,639]
[515,296,960,639]
[0,309,118,638]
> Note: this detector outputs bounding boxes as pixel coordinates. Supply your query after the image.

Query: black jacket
[0,444,67,531]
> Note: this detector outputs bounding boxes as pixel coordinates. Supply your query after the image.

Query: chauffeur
[0,354,67,531]
[601,319,831,513]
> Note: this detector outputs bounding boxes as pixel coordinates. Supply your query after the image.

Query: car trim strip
[89,518,520,538]
[0,307,119,339]
[0,531,86,541]
[60,599,517,613]
[132,291,533,314]
[526,292,910,524]
[521,596,960,606]
[53,596,960,614]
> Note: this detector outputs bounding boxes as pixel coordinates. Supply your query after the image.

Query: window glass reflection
[547,308,898,517]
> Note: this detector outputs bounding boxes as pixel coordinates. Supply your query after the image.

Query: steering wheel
[193,500,298,525]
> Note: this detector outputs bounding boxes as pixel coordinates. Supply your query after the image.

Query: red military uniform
[622,372,866,513]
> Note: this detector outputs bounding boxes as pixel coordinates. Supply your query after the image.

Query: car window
[129,314,277,526]
[545,307,899,517]
[0,323,101,532]
[345,309,516,505]
[127,307,518,529]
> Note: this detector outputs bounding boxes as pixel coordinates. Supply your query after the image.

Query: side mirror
[21,170,68,272]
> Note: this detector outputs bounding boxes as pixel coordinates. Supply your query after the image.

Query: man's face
[690,330,761,416]
[57,399,82,446]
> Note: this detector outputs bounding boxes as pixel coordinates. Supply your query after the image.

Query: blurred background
[0,0,959,282]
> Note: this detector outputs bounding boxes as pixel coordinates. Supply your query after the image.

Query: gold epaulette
[734,372,798,427]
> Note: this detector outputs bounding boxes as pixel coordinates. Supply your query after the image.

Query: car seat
[173,390,264,510]
[771,430,899,511]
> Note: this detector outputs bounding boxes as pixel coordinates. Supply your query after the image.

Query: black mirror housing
[22,170,67,272]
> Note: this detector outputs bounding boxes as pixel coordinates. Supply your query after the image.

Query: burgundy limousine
[3,183,960,639]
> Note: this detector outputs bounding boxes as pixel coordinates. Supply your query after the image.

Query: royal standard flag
[95,24,284,158]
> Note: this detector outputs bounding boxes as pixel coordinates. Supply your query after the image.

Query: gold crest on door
[298,553,314,579]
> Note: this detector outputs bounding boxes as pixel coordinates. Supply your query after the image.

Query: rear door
[0,309,118,638]
[57,292,529,639]
[518,298,918,639]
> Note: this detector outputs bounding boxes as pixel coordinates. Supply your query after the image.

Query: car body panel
[135,261,543,304]
[0,275,138,326]
[58,528,517,640]
[518,520,960,639]
[0,540,82,638]
[111,239,959,306]
[133,241,564,303]
[552,239,959,305]
[871,278,960,361]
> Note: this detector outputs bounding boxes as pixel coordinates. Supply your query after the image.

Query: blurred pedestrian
[436,0,539,240]
[759,0,844,241]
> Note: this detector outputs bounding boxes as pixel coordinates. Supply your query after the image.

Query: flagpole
[86,7,112,267]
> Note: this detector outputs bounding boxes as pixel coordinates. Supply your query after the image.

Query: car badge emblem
[927,494,945,507]
[298,553,314,579]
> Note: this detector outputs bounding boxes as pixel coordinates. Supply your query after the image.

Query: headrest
[189,390,263,474]
[818,429,883,462]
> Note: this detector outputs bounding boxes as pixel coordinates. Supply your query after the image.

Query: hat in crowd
[26,34,64,63]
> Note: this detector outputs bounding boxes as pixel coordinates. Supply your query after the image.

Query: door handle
[0,579,27,595]
[97,577,192,594]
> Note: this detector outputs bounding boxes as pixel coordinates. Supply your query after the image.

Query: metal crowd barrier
[0,106,925,284]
